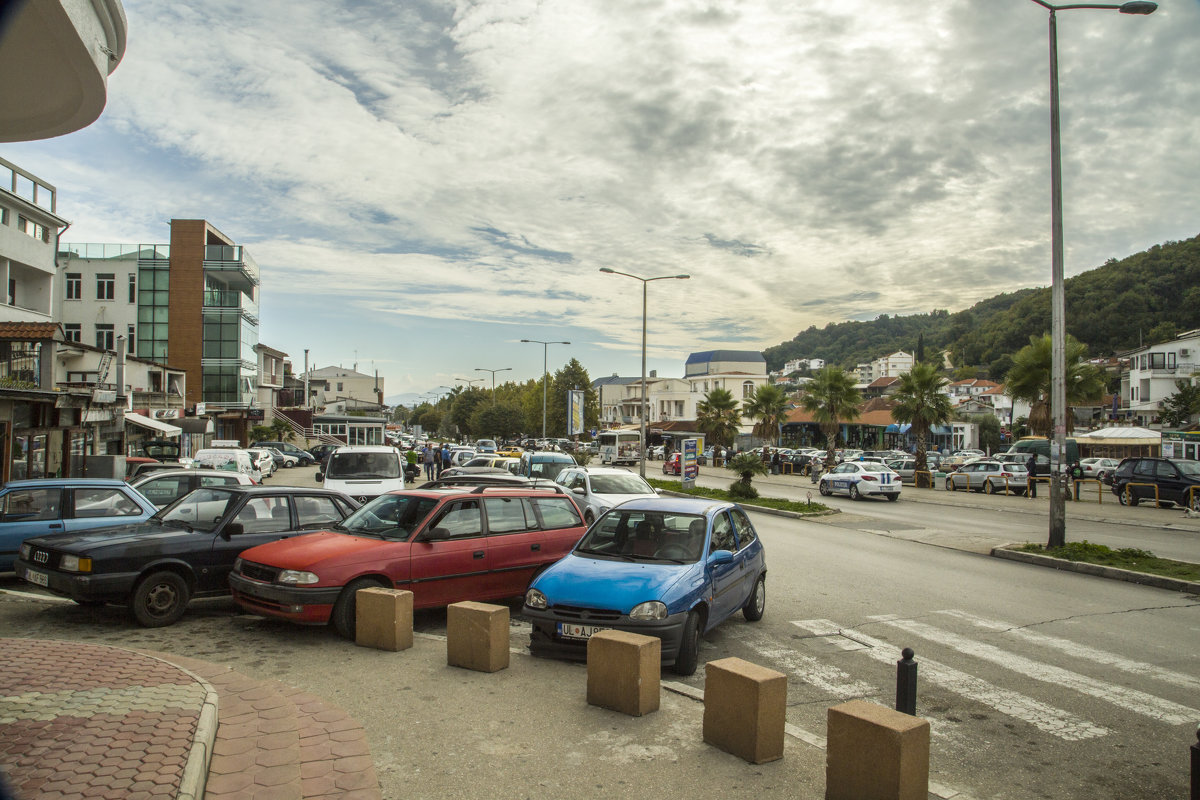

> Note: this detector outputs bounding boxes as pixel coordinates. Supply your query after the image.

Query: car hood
[27,520,187,552]
[590,491,658,509]
[238,530,400,570]
[533,553,696,613]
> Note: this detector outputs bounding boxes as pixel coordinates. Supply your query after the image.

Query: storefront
[0,390,93,482]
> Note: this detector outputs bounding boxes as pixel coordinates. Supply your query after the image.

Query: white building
[301,364,383,410]
[782,357,824,374]
[873,351,913,379]
[1,157,65,324]
[1121,329,1200,427]
[255,343,287,410]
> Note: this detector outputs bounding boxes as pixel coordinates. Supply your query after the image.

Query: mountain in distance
[763,233,1200,379]
[384,393,424,408]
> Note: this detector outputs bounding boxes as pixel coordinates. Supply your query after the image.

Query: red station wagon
[228,485,588,638]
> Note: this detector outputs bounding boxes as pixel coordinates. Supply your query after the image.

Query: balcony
[203,245,259,291]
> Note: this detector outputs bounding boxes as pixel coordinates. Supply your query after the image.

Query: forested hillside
[764,234,1200,379]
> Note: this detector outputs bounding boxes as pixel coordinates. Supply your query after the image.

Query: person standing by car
[1069,461,1085,501]
[1026,454,1038,498]
[439,443,451,477]
[423,444,436,480]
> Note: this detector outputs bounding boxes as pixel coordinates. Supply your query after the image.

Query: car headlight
[233,558,243,573]
[525,588,547,610]
[59,555,92,573]
[277,570,320,585]
[629,601,667,621]
[19,543,31,560]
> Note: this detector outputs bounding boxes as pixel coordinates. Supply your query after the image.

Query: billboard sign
[567,390,585,436]
[682,438,699,488]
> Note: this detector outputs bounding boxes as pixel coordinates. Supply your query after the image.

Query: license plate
[558,622,609,640]
[24,568,48,587]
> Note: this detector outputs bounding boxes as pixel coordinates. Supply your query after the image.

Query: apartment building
[300,365,384,411]
[1120,329,1200,427]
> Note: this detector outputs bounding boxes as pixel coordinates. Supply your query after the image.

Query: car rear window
[529,497,582,529]
[484,497,535,534]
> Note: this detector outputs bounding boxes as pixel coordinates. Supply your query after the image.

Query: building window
[64,324,81,343]
[337,382,344,392]
[17,215,49,242]
[1168,352,1177,369]
[7,278,13,306]
[65,273,81,300]
[128,273,136,303]
[1149,352,1166,370]
[0,207,7,224]
[96,324,114,351]
[96,273,115,301]
[742,381,754,398]
[127,325,136,353]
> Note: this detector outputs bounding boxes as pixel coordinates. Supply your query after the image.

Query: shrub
[728,481,759,500]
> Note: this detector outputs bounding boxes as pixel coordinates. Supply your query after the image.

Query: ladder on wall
[95,351,113,387]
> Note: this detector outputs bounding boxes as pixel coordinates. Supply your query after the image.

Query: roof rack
[470,482,567,495]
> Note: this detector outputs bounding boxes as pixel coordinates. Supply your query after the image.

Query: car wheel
[131,571,190,628]
[818,480,831,496]
[743,575,765,622]
[331,577,388,640]
[985,480,997,495]
[849,484,861,501]
[886,493,898,502]
[672,611,701,677]
[946,478,956,491]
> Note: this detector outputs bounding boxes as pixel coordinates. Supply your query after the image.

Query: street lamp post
[599,267,690,478]
[474,367,512,404]
[520,339,570,440]
[455,377,484,389]
[1025,0,1155,548]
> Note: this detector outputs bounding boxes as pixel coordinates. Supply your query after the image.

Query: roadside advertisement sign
[682,438,699,489]
[567,390,585,436]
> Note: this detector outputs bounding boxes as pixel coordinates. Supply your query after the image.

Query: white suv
[317,445,405,504]
[554,466,660,525]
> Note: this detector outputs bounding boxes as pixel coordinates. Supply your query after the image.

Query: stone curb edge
[990,546,1200,594]
[135,651,219,800]
[656,489,840,519]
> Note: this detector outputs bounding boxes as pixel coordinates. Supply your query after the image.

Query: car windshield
[158,488,238,533]
[340,494,439,538]
[326,452,400,479]
[574,509,706,563]
[1175,460,1200,477]
[529,460,571,480]
[589,474,655,495]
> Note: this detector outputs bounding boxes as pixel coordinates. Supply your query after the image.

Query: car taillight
[861,475,877,481]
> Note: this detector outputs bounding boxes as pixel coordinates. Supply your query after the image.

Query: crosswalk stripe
[936,609,1200,694]
[791,619,1109,741]
[723,627,877,698]
[869,615,1199,726]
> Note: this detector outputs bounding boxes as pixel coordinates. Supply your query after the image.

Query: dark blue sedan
[523,497,766,676]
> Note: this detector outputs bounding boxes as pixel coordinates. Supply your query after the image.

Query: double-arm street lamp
[599,267,690,478]
[520,339,570,440]
[1024,0,1156,548]
[474,367,512,404]
[455,376,484,389]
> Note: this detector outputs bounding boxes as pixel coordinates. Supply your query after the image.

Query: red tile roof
[0,322,60,340]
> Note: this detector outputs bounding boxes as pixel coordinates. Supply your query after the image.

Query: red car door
[480,496,546,598]
[407,499,489,608]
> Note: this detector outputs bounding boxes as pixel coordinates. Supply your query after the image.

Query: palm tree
[800,367,861,469]
[1005,334,1106,437]
[890,363,953,487]
[695,388,741,447]
[742,384,790,446]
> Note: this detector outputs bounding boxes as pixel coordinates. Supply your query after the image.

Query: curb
[656,489,840,519]
[990,546,1200,593]
[137,652,219,800]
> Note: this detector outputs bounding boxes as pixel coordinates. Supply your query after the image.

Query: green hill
[764,233,1200,379]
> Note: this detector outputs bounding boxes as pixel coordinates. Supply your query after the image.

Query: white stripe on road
[869,615,1199,726]
[936,609,1200,695]
[791,619,1109,741]
[723,627,878,699]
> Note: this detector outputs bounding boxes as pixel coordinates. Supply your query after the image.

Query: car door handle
[530,543,541,551]
[48,524,62,530]
[473,550,485,559]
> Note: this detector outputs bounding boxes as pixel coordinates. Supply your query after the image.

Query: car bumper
[14,558,138,601]
[522,606,689,665]
[228,572,343,625]
[861,484,901,496]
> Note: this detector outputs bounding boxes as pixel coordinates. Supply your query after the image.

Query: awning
[884,423,912,434]
[124,412,182,438]
[931,425,952,435]
[177,417,214,435]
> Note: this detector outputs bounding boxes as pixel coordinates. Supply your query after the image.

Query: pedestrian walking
[440,443,451,477]
[1068,461,1084,501]
[1026,454,1037,498]
[423,444,436,480]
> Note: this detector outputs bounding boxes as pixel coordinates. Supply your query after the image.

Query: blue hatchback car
[523,497,766,676]
[0,479,157,572]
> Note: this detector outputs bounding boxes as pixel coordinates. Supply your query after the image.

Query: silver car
[945,460,1029,495]
[555,466,659,525]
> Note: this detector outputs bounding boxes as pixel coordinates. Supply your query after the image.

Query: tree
[961,413,1003,454]
[915,332,926,364]
[1005,334,1106,437]
[249,424,274,443]
[800,367,861,468]
[696,388,741,447]
[890,363,953,487]
[448,388,489,438]
[471,400,526,440]
[1158,379,1200,427]
[269,417,294,442]
[725,452,769,500]
[742,384,790,446]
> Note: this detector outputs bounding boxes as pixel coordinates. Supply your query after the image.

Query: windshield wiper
[576,547,633,561]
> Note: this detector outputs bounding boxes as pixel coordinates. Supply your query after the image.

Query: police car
[818,461,901,501]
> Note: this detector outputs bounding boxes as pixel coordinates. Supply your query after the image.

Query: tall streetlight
[474,367,512,404]
[599,267,690,478]
[455,376,484,389]
[1024,0,1156,548]
[520,339,570,440]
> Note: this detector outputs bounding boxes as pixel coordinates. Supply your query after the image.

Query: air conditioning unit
[1181,348,1191,356]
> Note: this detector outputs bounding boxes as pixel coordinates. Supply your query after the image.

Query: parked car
[448,448,477,467]
[266,447,300,469]
[126,461,183,479]
[497,445,525,458]
[662,452,682,476]
[193,448,260,484]
[1109,457,1200,508]
[228,484,589,639]
[14,486,358,626]
[475,439,498,453]
[317,446,406,504]
[130,468,255,509]
[308,443,339,465]
[249,441,316,466]
[945,460,1029,495]
[247,448,276,479]
[441,455,520,478]
[818,462,901,501]
[647,445,666,460]
[1080,457,1120,482]
[555,466,660,524]
[523,497,766,676]
[0,479,160,572]
[517,451,577,483]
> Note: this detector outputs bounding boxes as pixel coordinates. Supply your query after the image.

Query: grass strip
[1014,540,1200,582]
[647,478,830,514]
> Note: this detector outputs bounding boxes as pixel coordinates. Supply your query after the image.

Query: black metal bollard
[1191,723,1199,800]
[895,647,917,716]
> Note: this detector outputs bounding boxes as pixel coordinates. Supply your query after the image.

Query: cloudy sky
[5,0,1197,401]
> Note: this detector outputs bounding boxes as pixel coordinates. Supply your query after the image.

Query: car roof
[1,478,133,489]
[331,445,399,453]
[131,468,245,480]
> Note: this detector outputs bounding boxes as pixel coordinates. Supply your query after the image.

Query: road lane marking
[722,627,878,698]
[869,615,1199,726]
[791,619,1109,741]
[936,609,1200,694]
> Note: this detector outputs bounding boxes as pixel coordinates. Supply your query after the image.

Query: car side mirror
[223,522,245,537]
[314,472,323,482]
[421,527,450,542]
[707,549,734,566]
[572,487,585,495]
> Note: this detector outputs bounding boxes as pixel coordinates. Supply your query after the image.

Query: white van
[192,448,260,483]
[317,445,405,503]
